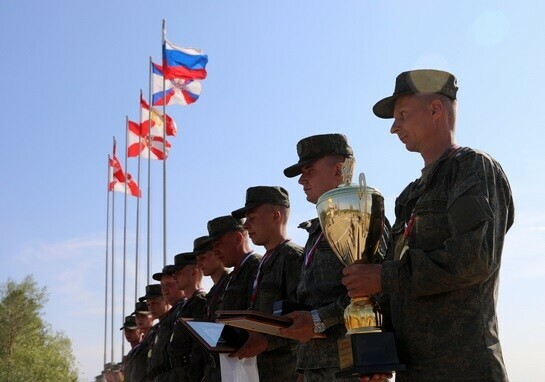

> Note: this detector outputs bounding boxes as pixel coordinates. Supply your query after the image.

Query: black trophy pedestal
[336,331,405,377]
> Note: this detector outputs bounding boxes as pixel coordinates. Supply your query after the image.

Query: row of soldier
[103,132,365,382]
[100,69,514,382]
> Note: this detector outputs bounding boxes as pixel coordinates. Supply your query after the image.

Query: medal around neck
[316,158,405,376]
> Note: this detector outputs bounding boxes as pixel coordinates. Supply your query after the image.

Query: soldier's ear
[272,209,281,223]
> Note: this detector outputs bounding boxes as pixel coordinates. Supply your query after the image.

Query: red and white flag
[127,120,171,160]
[140,97,177,137]
[108,154,141,197]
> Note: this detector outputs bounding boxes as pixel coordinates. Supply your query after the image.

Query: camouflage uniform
[296,218,355,381]
[248,240,303,382]
[147,300,185,381]
[129,327,156,382]
[201,272,229,382]
[381,147,514,381]
[168,290,208,382]
[218,252,261,311]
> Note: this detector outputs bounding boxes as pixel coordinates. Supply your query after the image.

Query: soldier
[206,215,261,311]
[139,284,171,382]
[229,186,303,382]
[195,235,229,382]
[195,236,229,322]
[342,69,514,382]
[126,301,155,382]
[168,251,208,382]
[120,315,140,381]
[279,134,362,381]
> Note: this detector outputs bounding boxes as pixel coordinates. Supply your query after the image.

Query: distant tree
[0,275,78,382]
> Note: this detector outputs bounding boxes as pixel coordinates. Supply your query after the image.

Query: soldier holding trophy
[280,134,393,381]
[343,69,514,381]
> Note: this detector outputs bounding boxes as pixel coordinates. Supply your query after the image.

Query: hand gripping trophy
[317,157,404,377]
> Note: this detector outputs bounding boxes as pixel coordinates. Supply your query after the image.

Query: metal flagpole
[104,155,111,368]
[121,118,129,357]
[111,137,116,363]
[161,18,167,267]
[146,66,153,284]
[135,93,143,302]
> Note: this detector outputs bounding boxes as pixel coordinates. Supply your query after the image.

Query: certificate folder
[179,318,249,353]
[216,310,325,339]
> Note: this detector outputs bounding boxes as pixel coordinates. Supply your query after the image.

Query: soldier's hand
[229,331,268,359]
[278,311,316,343]
[342,264,382,298]
[359,372,392,382]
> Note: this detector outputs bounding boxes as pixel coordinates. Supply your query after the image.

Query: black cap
[152,265,176,281]
[138,284,162,302]
[206,215,244,242]
[120,315,137,330]
[232,186,290,219]
[373,69,458,119]
[131,301,150,315]
[171,252,197,272]
[283,134,353,178]
[193,235,213,255]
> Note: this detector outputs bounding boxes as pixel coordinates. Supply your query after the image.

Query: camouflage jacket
[147,300,185,378]
[381,147,514,381]
[168,290,207,382]
[249,240,303,382]
[218,252,261,311]
[295,218,350,370]
[129,327,156,382]
[203,272,229,321]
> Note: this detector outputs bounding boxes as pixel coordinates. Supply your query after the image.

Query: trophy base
[336,331,405,377]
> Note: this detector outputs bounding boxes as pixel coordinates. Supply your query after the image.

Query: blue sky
[1,1,544,380]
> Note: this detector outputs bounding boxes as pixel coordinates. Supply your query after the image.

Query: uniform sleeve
[382,154,514,298]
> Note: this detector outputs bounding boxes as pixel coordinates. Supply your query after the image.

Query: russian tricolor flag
[163,39,208,80]
[152,63,202,106]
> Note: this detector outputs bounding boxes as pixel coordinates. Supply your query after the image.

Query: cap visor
[372,95,397,119]
[231,202,262,219]
[283,157,318,178]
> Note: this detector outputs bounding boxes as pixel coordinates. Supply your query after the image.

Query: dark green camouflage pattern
[283,134,353,178]
[295,219,351,371]
[249,240,303,382]
[381,147,514,381]
[217,253,261,311]
[168,290,207,382]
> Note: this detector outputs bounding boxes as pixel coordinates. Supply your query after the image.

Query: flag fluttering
[127,120,171,160]
[108,154,141,197]
[152,63,202,107]
[163,39,208,80]
[140,97,177,137]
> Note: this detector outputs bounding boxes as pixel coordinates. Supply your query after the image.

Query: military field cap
[283,134,353,178]
[373,69,458,119]
[206,215,245,242]
[131,301,150,315]
[120,315,137,330]
[231,186,290,219]
[152,264,176,281]
[138,284,162,302]
[171,252,197,272]
[193,235,213,255]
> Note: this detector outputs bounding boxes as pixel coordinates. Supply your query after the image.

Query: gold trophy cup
[316,158,404,376]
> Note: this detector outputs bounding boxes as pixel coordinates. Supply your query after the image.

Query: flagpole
[135,93,143,302]
[146,65,153,284]
[121,118,129,358]
[104,155,111,368]
[162,19,168,267]
[111,136,116,363]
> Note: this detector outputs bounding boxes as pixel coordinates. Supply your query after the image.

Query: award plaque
[316,158,405,377]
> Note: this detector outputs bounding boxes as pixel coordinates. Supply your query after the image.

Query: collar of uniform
[298,218,320,234]
[420,145,463,190]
